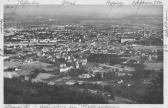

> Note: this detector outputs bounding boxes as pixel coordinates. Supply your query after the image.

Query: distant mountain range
[4,5,163,26]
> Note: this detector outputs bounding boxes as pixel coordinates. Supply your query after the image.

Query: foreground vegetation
[4,78,107,104]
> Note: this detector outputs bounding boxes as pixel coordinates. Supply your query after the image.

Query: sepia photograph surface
[3,0,164,104]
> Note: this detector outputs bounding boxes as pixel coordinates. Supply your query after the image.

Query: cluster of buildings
[4,24,163,80]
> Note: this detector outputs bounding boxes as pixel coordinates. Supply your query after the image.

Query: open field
[4,61,52,69]
[144,62,163,71]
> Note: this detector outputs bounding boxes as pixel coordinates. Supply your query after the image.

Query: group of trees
[139,72,163,104]
[114,71,163,104]
[74,83,115,100]
[4,78,107,104]
[87,54,122,65]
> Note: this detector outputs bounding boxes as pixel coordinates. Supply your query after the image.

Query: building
[120,37,135,43]
[60,66,73,73]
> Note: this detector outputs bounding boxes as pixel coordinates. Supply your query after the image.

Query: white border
[0,0,167,108]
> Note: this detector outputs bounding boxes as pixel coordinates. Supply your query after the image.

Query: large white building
[60,66,73,73]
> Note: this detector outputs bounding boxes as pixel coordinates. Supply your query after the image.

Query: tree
[140,72,163,104]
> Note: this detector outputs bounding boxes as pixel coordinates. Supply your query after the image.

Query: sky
[4,0,163,20]
[4,5,163,18]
